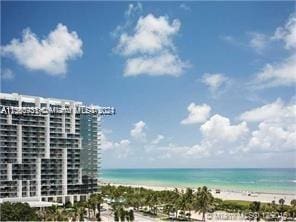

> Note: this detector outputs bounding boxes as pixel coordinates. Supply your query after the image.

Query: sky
[1,1,296,168]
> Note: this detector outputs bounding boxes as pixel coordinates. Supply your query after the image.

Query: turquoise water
[101,168,296,194]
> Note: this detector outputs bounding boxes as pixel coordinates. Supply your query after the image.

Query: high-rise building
[0,93,100,205]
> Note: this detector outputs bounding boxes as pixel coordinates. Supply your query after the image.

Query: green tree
[249,201,261,221]
[94,193,104,221]
[0,202,39,221]
[184,188,194,220]
[114,210,119,221]
[194,186,214,221]
[44,204,69,221]
[128,209,135,221]
[278,198,285,217]
[119,207,126,221]
[279,198,285,206]
[87,194,99,219]
[72,201,86,221]
[249,201,261,212]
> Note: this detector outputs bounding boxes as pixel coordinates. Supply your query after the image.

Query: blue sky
[1,1,295,168]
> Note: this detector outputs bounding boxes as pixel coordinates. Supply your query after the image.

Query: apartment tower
[0,93,100,204]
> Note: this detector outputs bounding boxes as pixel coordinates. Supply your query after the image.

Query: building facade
[0,93,100,204]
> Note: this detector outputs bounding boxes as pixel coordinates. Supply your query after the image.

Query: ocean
[101,168,296,194]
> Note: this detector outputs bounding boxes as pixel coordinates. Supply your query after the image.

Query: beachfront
[102,182,296,205]
[100,184,296,221]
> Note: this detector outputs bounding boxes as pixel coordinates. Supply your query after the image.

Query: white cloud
[249,32,268,53]
[151,134,164,144]
[101,133,114,151]
[1,23,83,75]
[130,120,146,140]
[101,133,131,158]
[124,53,188,76]
[125,3,143,17]
[202,73,229,93]
[221,35,238,45]
[200,114,249,142]
[240,98,295,122]
[184,144,209,157]
[117,14,180,56]
[0,68,14,80]
[179,3,191,11]
[251,14,296,88]
[114,139,131,158]
[115,13,188,76]
[181,103,211,125]
[246,120,296,154]
[246,121,296,153]
[273,14,296,50]
[161,143,210,159]
[253,54,296,88]
[239,98,296,153]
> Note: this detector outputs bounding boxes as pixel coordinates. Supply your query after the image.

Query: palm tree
[163,204,174,219]
[249,201,261,221]
[72,201,86,221]
[95,193,104,221]
[166,187,180,219]
[119,207,126,221]
[194,186,214,221]
[176,191,187,219]
[184,188,194,220]
[71,202,80,221]
[44,205,70,221]
[44,205,59,221]
[86,196,96,219]
[279,198,285,218]
[128,209,135,221]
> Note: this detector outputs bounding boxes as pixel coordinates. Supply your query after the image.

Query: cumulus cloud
[101,133,114,151]
[151,134,164,145]
[248,14,296,53]
[1,23,83,75]
[201,73,229,94]
[115,13,189,76]
[125,3,143,17]
[179,3,191,11]
[200,114,249,143]
[272,14,296,50]
[130,121,146,140]
[101,133,131,158]
[239,98,296,153]
[162,114,249,159]
[103,99,295,164]
[253,54,296,88]
[0,68,15,80]
[184,144,209,157]
[251,14,296,88]
[124,53,187,76]
[117,14,180,55]
[246,122,296,153]
[181,103,211,125]
[240,98,295,122]
[249,32,268,53]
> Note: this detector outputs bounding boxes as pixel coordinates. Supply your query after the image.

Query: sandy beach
[100,182,296,205]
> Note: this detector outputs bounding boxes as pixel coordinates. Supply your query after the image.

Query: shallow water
[101,168,296,194]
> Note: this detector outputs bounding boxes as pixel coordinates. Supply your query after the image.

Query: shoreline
[99,180,296,204]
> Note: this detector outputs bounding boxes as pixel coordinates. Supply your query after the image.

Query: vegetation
[1,187,295,221]
[101,185,296,221]
[0,202,39,221]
